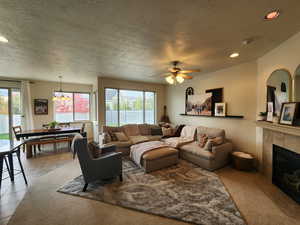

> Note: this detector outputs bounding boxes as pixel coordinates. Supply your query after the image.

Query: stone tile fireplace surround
[257,121,300,180]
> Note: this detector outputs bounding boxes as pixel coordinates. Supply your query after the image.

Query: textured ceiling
[0,0,300,84]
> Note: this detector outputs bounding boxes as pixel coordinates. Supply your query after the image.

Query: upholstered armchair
[73,137,123,192]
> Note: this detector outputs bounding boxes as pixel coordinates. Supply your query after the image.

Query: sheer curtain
[21,81,34,130]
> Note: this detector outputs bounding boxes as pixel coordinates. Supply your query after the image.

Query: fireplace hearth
[273,145,300,204]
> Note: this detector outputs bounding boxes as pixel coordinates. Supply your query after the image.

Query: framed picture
[206,88,223,116]
[279,102,298,125]
[186,93,212,116]
[267,102,273,122]
[215,103,226,117]
[34,99,48,115]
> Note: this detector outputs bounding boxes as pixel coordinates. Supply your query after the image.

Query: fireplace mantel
[256,121,300,137]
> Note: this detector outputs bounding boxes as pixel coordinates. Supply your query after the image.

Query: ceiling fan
[160,61,201,85]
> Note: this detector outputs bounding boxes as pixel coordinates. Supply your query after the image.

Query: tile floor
[0,147,73,225]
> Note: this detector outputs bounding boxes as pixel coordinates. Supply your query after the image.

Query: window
[119,90,143,125]
[54,92,90,122]
[105,88,118,126]
[105,88,156,126]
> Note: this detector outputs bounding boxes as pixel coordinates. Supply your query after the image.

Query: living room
[1,1,300,225]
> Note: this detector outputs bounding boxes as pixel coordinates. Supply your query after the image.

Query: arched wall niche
[266,68,292,115]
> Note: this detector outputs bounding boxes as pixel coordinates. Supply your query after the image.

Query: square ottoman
[141,147,179,173]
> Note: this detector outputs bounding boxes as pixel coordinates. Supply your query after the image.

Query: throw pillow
[173,124,185,137]
[204,139,214,152]
[198,134,208,148]
[108,131,118,141]
[210,136,223,145]
[103,132,112,143]
[203,137,224,152]
[114,132,129,141]
[151,127,163,135]
[88,142,101,158]
[162,127,173,137]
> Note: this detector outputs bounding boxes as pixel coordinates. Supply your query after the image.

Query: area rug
[58,159,246,225]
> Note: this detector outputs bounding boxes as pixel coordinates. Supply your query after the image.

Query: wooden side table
[232,151,254,171]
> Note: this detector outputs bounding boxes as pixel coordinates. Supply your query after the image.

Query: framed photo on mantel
[279,102,298,125]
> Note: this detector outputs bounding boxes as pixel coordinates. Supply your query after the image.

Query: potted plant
[258,112,267,121]
[48,121,59,130]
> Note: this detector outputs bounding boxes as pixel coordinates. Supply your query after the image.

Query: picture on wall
[215,103,226,117]
[186,93,212,116]
[279,102,298,125]
[34,99,48,115]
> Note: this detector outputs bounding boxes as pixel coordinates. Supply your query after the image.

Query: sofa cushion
[151,127,163,135]
[102,126,124,141]
[129,136,149,144]
[180,142,215,160]
[196,126,225,142]
[114,132,129,141]
[138,124,151,135]
[145,135,162,141]
[143,147,178,160]
[123,124,140,136]
[109,141,132,148]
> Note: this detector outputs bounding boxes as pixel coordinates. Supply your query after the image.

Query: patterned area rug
[58,159,246,225]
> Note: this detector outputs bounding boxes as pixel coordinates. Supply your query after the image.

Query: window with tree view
[105,88,156,126]
[54,92,90,122]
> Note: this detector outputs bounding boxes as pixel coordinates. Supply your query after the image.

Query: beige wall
[255,31,300,169]
[166,61,258,161]
[30,80,94,138]
[257,31,300,113]
[98,77,166,129]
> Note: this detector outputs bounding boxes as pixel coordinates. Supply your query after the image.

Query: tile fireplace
[273,145,300,204]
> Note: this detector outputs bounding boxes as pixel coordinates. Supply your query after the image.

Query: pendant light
[52,76,71,101]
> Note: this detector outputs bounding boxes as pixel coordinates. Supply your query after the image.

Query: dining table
[15,127,82,158]
[15,127,82,139]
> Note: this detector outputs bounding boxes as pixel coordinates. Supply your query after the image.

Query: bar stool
[0,143,28,189]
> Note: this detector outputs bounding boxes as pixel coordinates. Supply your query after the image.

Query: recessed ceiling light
[264,10,280,20]
[230,53,239,58]
[0,36,8,43]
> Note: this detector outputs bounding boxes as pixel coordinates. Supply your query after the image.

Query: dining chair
[0,143,28,189]
[81,123,86,134]
[12,126,26,152]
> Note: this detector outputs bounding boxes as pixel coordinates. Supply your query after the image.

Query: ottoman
[142,147,179,173]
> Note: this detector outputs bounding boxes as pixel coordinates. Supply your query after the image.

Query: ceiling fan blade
[168,68,177,73]
[149,73,171,77]
[180,69,201,73]
[178,74,193,79]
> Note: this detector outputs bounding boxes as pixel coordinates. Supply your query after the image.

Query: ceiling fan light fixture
[176,76,184,83]
[0,35,8,43]
[264,10,280,20]
[230,52,239,58]
[166,76,175,85]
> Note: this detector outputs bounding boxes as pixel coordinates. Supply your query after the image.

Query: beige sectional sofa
[102,124,163,155]
[178,126,233,171]
[103,124,232,171]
